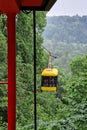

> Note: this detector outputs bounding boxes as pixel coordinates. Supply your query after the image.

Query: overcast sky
[47,0,87,16]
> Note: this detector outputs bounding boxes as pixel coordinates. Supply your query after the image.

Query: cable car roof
[0,0,57,14]
[41,68,58,76]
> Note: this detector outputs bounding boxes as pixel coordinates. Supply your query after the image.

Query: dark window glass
[41,76,58,87]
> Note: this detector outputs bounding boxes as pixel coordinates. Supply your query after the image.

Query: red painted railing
[0,82,8,84]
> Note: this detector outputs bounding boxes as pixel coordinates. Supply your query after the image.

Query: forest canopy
[0,13,87,130]
[43,15,87,44]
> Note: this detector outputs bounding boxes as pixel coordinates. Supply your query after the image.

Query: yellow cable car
[41,68,58,91]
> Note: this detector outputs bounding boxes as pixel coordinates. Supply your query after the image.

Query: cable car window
[41,76,58,87]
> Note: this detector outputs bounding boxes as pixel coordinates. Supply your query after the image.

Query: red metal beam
[21,0,42,6]
[0,0,56,13]
[7,14,16,130]
[0,0,20,13]
[0,0,43,13]
[0,82,8,84]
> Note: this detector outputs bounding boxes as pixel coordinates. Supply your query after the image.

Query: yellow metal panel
[41,68,58,76]
[41,86,57,91]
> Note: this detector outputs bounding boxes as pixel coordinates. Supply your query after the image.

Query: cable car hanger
[42,45,58,69]
[41,46,59,91]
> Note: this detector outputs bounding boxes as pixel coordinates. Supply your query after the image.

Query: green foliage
[0,12,87,130]
[0,15,7,128]
[16,11,48,129]
[43,15,87,44]
[43,41,87,73]
[61,55,87,130]
[70,55,87,75]
[0,31,7,63]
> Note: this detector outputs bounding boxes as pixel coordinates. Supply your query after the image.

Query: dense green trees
[43,41,87,73]
[61,55,87,130]
[0,13,87,130]
[42,55,87,130]
[16,11,48,129]
[0,12,47,129]
[0,15,7,124]
[43,15,87,44]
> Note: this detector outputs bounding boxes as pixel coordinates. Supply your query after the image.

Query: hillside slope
[43,15,87,44]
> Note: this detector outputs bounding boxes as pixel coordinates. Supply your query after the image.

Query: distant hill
[43,15,87,44]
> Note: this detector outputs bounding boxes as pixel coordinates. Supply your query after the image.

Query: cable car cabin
[41,68,58,91]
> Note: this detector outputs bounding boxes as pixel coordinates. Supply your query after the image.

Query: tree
[16,11,48,128]
[0,17,7,128]
[60,55,87,130]
[43,16,87,44]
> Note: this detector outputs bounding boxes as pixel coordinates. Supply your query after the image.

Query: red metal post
[7,14,16,130]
